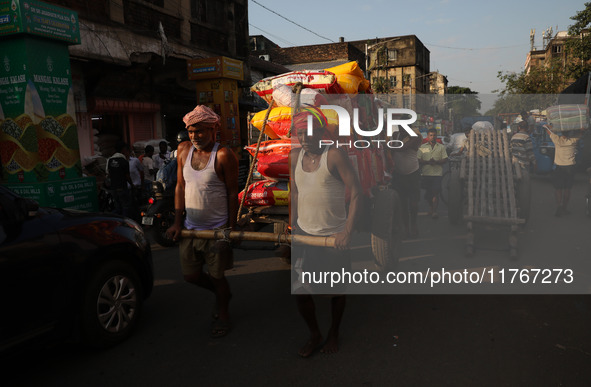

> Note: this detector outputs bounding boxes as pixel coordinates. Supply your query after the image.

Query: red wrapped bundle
[238,180,289,206]
[257,153,289,180]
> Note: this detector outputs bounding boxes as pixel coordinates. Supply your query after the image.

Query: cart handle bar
[180,229,335,248]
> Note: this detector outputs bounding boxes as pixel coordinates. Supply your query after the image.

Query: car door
[0,191,66,352]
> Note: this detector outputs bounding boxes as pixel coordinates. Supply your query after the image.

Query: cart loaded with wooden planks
[447,127,531,257]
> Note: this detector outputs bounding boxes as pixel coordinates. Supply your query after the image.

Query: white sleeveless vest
[183,143,228,230]
[295,147,346,236]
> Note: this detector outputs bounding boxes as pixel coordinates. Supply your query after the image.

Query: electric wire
[250,0,335,43]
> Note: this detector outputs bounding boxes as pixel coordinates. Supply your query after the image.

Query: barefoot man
[289,107,361,357]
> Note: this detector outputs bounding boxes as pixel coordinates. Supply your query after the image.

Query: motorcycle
[141,179,177,247]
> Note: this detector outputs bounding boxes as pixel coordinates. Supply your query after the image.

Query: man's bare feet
[298,334,322,358]
[320,331,339,354]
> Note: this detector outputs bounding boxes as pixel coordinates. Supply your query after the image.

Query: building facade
[41,0,249,161]
[524,30,574,91]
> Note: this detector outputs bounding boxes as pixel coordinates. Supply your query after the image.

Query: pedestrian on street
[142,145,156,194]
[106,142,135,218]
[418,128,448,219]
[390,126,423,238]
[154,140,170,172]
[167,105,238,339]
[129,151,145,206]
[446,124,470,158]
[511,121,536,172]
[544,124,582,216]
[289,107,361,358]
[521,110,535,134]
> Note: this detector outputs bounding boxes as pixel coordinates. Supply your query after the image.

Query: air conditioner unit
[259,55,270,61]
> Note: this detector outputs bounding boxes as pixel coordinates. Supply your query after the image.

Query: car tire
[81,260,143,348]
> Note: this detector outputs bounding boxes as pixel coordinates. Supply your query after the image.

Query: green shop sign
[5,176,98,211]
[0,0,80,44]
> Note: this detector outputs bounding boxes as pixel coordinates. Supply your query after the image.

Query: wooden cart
[447,127,531,257]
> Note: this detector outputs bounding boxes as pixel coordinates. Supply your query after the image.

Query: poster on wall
[0,37,80,183]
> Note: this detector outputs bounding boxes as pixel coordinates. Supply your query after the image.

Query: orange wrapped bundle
[325,62,369,94]
[250,107,340,139]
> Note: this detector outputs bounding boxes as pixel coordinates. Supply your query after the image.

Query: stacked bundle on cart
[240,60,389,210]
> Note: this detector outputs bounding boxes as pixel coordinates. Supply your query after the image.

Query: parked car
[0,185,153,354]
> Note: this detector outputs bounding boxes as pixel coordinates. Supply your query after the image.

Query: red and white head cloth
[183,105,221,130]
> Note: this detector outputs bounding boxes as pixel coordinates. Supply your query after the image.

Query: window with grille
[403,74,411,86]
[388,49,397,61]
[389,76,397,88]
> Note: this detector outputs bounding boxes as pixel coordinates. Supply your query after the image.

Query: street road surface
[3,172,591,386]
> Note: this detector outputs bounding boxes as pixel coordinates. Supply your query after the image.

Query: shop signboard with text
[0,2,95,210]
[187,56,244,154]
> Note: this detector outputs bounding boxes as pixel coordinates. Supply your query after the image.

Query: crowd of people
[101,105,586,358]
[104,135,184,222]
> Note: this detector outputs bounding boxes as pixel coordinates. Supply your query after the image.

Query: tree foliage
[495,58,566,95]
[446,86,481,119]
[495,3,591,97]
[566,2,591,80]
[372,76,390,93]
[489,4,591,114]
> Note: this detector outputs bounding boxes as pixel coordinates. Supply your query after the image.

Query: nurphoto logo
[309,105,418,149]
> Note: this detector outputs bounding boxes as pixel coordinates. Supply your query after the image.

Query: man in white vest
[167,105,238,338]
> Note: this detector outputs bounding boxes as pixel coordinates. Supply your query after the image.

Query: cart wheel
[370,187,403,272]
[447,169,464,225]
[516,168,531,224]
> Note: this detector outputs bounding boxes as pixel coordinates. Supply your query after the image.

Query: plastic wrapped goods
[547,104,589,132]
[271,84,327,108]
[251,70,342,104]
[325,61,365,78]
[250,107,340,139]
[472,121,494,132]
[325,62,367,94]
[256,152,289,180]
[239,180,289,206]
[245,139,292,157]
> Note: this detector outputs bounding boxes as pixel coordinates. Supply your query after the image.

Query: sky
[247,0,586,95]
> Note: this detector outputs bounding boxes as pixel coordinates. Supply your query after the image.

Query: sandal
[212,293,233,320]
[211,319,232,338]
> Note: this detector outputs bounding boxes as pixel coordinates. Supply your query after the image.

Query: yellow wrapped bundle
[250,107,339,139]
[326,61,368,94]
